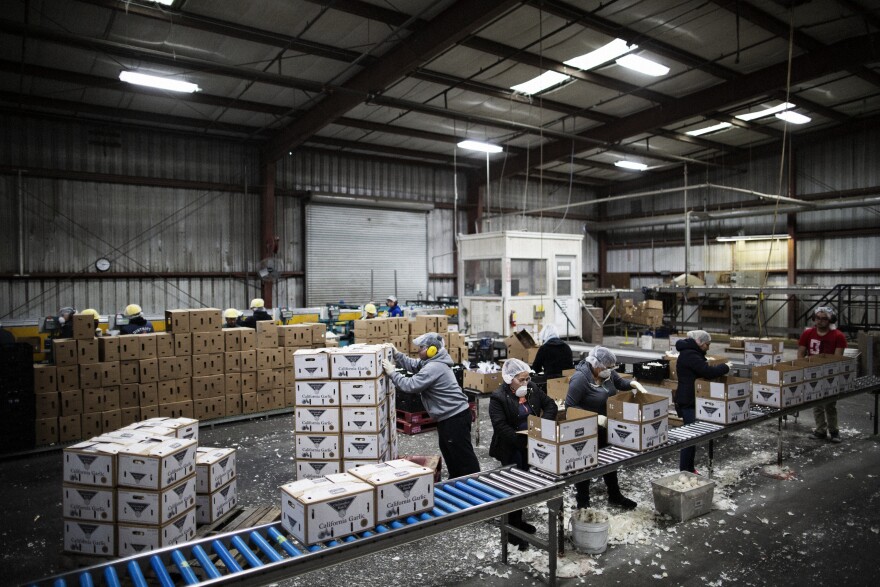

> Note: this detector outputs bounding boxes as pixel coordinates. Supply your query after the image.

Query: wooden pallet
[195,505,281,538]
[396,419,439,435]
[396,409,435,424]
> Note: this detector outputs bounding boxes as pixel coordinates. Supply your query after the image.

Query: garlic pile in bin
[669,473,709,491]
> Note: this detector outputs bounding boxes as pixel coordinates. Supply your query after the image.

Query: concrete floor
[4,339,880,586]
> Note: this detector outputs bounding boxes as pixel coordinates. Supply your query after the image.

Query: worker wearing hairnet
[531,324,574,379]
[382,332,480,479]
[799,305,847,443]
[238,298,272,328]
[675,330,729,472]
[566,346,640,510]
[386,296,403,317]
[489,358,557,550]
[119,304,154,334]
[55,306,77,338]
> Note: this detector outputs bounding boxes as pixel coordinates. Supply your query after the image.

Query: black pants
[436,408,481,479]
[574,473,623,509]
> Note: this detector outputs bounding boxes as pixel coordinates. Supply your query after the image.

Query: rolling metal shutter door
[306,204,428,307]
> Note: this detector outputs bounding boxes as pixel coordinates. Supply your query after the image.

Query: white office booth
[457,231,584,338]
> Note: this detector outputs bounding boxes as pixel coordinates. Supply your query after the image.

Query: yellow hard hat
[250,298,265,309]
[224,308,240,319]
[124,304,143,318]
[364,303,377,315]
[81,309,99,319]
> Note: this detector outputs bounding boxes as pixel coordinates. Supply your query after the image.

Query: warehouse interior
[2,0,880,585]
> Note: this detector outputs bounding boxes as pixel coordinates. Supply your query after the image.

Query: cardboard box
[340,377,386,406]
[545,376,572,401]
[59,414,82,442]
[753,383,802,408]
[294,406,340,433]
[295,433,341,460]
[193,332,225,355]
[174,333,193,356]
[342,404,388,433]
[77,339,99,364]
[140,382,159,406]
[527,435,598,475]
[257,368,284,391]
[607,392,669,423]
[138,334,157,359]
[284,387,295,407]
[34,364,57,392]
[53,339,78,366]
[35,392,59,418]
[294,349,331,379]
[63,483,115,521]
[279,324,316,347]
[240,372,257,394]
[60,390,83,416]
[224,352,241,373]
[139,359,159,383]
[240,350,257,372]
[97,362,119,387]
[295,380,339,406]
[72,313,98,340]
[696,397,751,425]
[195,447,237,493]
[192,374,225,399]
[342,428,390,460]
[255,388,285,411]
[57,365,79,391]
[98,337,120,362]
[121,407,140,427]
[117,475,197,525]
[225,394,242,416]
[176,356,192,378]
[505,329,539,363]
[280,479,375,544]
[193,397,225,420]
[607,417,669,451]
[64,440,126,486]
[349,460,434,524]
[103,387,120,410]
[82,388,106,413]
[192,353,223,377]
[331,347,381,379]
[294,460,341,479]
[189,309,222,332]
[257,348,284,370]
[239,328,256,351]
[117,437,198,490]
[119,360,140,384]
[241,392,258,414]
[158,401,194,419]
[117,509,196,556]
[165,310,191,333]
[256,321,278,348]
[35,416,59,444]
[744,351,783,366]
[79,363,101,389]
[527,407,597,443]
[695,376,751,400]
[224,373,242,395]
[751,363,803,385]
[196,479,238,524]
[157,357,178,382]
[154,333,175,358]
[117,335,140,360]
[462,370,502,393]
[102,409,122,433]
[64,520,115,556]
[744,338,785,354]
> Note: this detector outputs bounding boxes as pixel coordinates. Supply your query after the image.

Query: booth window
[511,259,547,295]
[464,259,502,295]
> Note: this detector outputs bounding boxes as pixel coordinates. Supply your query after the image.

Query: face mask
[598,369,612,380]
[515,385,528,398]
[57,316,66,324]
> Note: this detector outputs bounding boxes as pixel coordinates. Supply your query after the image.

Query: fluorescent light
[615,160,647,171]
[616,54,669,76]
[685,122,732,137]
[736,102,795,121]
[716,234,791,242]
[775,111,811,124]
[119,71,200,93]
[152,0,175,5]
[511,71,570,95]
[564,38,635,71]
[457,140,502,154]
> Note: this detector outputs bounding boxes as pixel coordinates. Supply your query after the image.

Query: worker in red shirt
[798,305,848,443]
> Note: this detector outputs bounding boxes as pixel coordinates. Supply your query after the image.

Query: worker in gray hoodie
[383,332,480,479]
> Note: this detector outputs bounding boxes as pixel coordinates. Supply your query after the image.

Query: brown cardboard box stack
[293,344,398,479]
[582,306,604,344]
[606,392,669,451]
[62,417,199,557]
[353,315,466,362]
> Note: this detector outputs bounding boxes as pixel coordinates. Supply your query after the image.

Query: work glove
[631,381,647,394]
[598,415,608,428]
[725,361,734,370]
[382,359,396,376]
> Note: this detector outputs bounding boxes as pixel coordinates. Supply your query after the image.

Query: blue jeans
[677,405,697,472]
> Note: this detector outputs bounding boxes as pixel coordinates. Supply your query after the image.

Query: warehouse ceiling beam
[305,136,474,166]
[262,0,522,162]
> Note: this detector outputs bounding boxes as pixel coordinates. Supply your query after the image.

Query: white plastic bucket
[569,517,609,554]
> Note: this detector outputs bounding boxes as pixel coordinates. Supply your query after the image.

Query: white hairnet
[687,330,712,345]
[502,358,531,384]
[588,346,617,368]
[814,306,836,320]
[540,324,560,342]
[413,332,444,349]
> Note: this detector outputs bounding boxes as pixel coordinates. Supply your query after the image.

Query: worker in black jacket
[674,330,730,472]
[489,358,557,550]
[531,324,573,378]
[238,298,272,328]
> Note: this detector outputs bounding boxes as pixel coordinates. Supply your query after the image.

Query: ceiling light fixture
[716,234,791,242]
[151,0,176,5]
[615,160,648,171]
[511,71,570,95]
[616,54,669,76]
[685,122,733,137]
[119,71,200,93]
[775,111,811,124]
[735,102,795,121]
[457,140,502,153]
[564,38,635,71]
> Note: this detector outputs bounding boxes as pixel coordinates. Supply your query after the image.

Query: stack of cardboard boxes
[195,447,238,524]
[752,362,805,408]
[743,338,785,366]
[695,376,751,424]
[352,315,465,361]
[611,299,663,328]
[62,417,199,557]
[606,392,670,451]
[292,345,398,479]
[526,408,598,475]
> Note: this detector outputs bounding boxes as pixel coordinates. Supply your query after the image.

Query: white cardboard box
[117,508,196,556]
[331,348,381,379]
[751,364,803,386]
[64,440,127,487]
[527,435,598,475]
[340,378,386,406]
[295,433,342,460]
[64,520,116,556]
[296,459,341,479]
[117,437,198,490]
[344,459,382,469]
[607,393,669,423]
[63,484,116,522]
[196,479,238,524]
[696,397,751,425]
[745,351,783,366]
[294,380,339,406]
[342,428,389,460]
[342,404,388,433]
[802,378,825,402]
[293,349,331,379]
[607,417,668,451]
[527,407,597,443]
[695,376,751,400]
[294,406,341,433]
[280,480,375,544]
[752,383,803,408]
[196,447,237,493]
[349,460,434,524]
[117,475,197,525]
